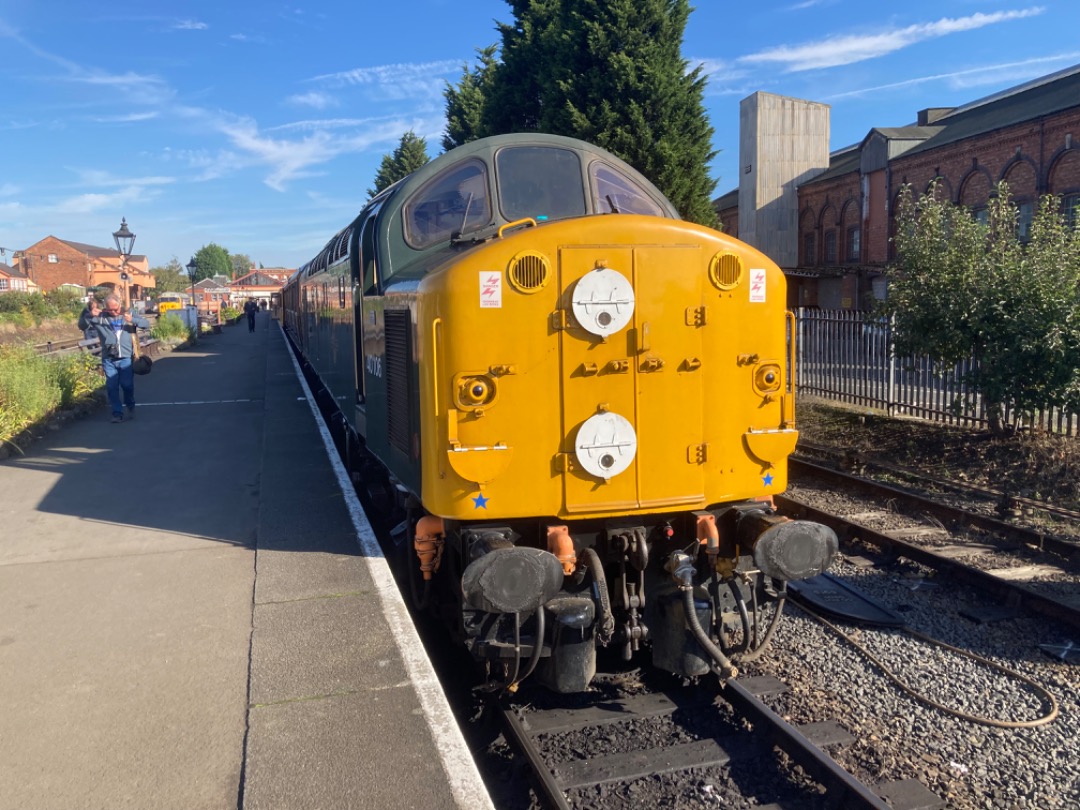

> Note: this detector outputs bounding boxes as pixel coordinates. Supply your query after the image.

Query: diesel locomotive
[282,133,836,693]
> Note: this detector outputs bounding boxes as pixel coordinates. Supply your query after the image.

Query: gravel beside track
[741,557,1080,809]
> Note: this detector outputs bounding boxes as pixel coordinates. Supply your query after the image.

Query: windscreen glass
[590,162,666,216]
[496,146,586,223]
[404,160,491,249]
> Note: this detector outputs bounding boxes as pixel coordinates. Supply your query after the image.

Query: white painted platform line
[279,325,495,810]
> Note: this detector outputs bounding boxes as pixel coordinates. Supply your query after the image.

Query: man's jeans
[103,356,135,416]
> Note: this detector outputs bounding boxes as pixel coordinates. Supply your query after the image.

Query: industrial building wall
[739,92,830,268]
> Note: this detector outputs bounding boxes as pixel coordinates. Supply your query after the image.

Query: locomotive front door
[558,246,705,513]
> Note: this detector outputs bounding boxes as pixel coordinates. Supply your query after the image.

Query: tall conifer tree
[368,131,431,198]
[443,0,717,226]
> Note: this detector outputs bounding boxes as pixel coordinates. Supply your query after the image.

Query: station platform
[0,311,494,810]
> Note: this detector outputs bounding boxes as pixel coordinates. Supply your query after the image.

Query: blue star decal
[472,493,490,509]
[762,472,774,487]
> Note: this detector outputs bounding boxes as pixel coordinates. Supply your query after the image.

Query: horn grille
[709,252,744,290]
[508,251,551,294]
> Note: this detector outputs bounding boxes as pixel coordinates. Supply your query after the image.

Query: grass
[0,345,103,448]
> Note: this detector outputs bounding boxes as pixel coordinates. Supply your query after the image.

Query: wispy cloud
[740,8,1045,72]
[230,33,269,44]
[90,112,162,123]
[287,91,339,110]
[53,185,163,215]
[825,52,1080,99]
[309,59,460,101]
[173,20,208,31]
[0,183,19,196]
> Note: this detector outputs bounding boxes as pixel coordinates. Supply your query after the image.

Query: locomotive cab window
[404,160,490,250]
[590,162,665,216]
[495,146,586,223]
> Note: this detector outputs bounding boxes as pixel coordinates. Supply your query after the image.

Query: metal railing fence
[794,308,1079,437]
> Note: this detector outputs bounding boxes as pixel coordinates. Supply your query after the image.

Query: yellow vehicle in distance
[156,292,185,317]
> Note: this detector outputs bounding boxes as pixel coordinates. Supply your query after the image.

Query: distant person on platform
[244,299,257,332]
[79,293,151,423]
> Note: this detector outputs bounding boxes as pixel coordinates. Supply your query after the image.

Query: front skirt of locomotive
[451,503,837,692]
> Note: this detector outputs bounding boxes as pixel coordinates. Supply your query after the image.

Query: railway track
[498,676,912,809]
[782,458,1080,633]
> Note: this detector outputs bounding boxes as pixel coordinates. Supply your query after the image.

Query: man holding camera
[79,293,151,423]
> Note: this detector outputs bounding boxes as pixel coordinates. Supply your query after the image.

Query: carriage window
[590,162,665,216]
[496,146,586,222]
[404,160,490,249]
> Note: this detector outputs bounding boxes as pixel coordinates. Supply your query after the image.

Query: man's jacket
[78,309,151,360]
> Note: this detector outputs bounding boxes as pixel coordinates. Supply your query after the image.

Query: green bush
[0,345,103,446]
[0,290,85,326]
[151,313,192,342]
[221,305,241,321]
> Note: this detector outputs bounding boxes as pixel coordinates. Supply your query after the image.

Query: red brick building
[0,262,33,293]
[716,64,1080,309]
[12,236,154,304]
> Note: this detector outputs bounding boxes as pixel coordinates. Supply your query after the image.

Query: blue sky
[2,1,1078,271]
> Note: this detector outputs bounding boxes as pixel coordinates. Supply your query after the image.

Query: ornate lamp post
[186,256,199,341]
[112,218,135,307]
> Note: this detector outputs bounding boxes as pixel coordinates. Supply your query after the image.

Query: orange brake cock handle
[546,525,577,576]
[414,516,445,581]
[697,513,719,563]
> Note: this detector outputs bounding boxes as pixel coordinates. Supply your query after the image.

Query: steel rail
[499,702,572,810]
[722,679,892,810]
[790,457,1080,562]
[775,492,1080,633]
[795,443,1080,524]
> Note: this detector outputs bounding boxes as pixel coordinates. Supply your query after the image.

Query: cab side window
[590,162,665,216]
[404,160,491,249]
[358,204,380,294]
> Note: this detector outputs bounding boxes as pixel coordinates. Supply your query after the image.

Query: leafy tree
[368,131,431,198]
[191,243,231,283]
[230,253,253,279]
[150,258,191,294]
[885,181,1080,434]
[443,45,499,151]
[444,0,717,226]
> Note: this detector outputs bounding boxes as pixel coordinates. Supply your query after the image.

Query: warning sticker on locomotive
[749,269,766,302]
[480,271,503,308]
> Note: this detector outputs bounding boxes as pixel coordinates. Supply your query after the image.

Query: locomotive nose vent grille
[508,251,551,294]
[709,252,744,290]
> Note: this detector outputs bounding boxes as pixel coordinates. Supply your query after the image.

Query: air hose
[582,547,615,645]
[682,587,738,680]
[791,600,1059,728]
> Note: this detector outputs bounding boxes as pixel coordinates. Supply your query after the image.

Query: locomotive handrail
[497,217,537,239]
[785,309,796,426]
[432,317,442,417]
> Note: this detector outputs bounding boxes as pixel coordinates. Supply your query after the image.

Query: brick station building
[716,63,1080,310]
[13,236,155,304]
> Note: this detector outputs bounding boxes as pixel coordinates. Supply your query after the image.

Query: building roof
[195,278,230,291]
[0,262,29,279]
[800,144,862,186]
[712,188,739,211]
[55,238,148,264]
[231,269,285,287]
[902,63,1080,158]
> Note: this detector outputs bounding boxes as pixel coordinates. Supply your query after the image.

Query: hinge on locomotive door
[687,444,709,464]
[554,453,576,472]
[551,309,568,331]
[685,306,708,327]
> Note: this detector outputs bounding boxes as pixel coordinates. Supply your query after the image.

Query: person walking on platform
[244,299,258,332]
[79,293,151,423]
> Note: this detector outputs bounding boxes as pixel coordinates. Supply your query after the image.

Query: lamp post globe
[112,218,135,307]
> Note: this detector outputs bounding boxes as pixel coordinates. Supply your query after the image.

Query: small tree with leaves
[886,180,1080,434]
[368,131,431,198]
[191,243,231,283]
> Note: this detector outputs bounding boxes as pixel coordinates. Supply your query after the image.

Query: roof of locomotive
[294,132,680,286]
